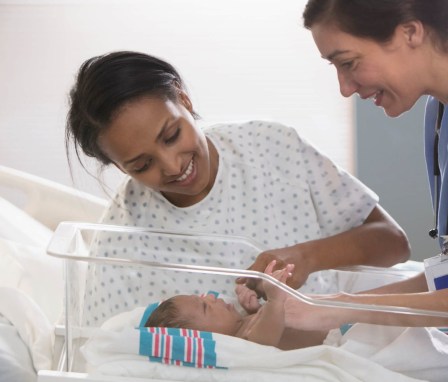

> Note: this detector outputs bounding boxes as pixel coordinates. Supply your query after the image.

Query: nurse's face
[98,94,218,207]
[311,22,425,117]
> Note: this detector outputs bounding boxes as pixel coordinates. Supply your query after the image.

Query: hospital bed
[0,165,447,382]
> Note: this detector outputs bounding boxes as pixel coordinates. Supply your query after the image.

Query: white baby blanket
[325,323,448,382]
[81,305,446,382]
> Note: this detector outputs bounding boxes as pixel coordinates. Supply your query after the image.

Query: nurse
[283,0,448,327]
[66,51,409,324]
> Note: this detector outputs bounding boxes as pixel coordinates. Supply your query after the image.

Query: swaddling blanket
[325,323,448,382]
[81,306,426,382]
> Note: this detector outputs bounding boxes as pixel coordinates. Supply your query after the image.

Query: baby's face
[174,294,242,336]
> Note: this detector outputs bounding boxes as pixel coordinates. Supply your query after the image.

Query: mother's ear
[111,161,127,174]
[178,90,194,113]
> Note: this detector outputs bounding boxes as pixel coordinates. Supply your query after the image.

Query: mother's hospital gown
[83,121,378,325]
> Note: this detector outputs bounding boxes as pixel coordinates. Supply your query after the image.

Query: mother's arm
[243,204,411,294]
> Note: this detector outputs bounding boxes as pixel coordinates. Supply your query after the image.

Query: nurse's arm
[284,288,448,330]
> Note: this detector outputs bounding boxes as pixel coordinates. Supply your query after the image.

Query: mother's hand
[237,244,314,299]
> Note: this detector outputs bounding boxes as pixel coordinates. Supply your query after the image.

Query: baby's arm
[243,261,293,347]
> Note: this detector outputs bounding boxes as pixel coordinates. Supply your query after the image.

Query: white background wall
[0,0,353,198]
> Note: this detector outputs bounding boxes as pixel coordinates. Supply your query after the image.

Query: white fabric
[0,196,52,247]
[81,307,424,382]
[0,287,54,372]
[0,237,64,324]
[325,324,448,382]
[335,261,424,293]
[84,121,378,325]
[0,195,63,323]
[0,315,36,382]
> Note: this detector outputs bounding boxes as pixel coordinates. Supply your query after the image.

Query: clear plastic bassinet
[45,221,448,375]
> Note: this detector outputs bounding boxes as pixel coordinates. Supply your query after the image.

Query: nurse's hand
[284,293,345,331]
[237,244,313,299]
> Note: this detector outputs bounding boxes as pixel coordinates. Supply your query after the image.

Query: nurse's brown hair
[303,0,448,47]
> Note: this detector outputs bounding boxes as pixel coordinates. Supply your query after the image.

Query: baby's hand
[235,284,262,314]
[263,260,294,302]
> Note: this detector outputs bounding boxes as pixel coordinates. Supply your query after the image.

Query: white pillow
[0,238,64,324]
[0,287,54,371]
[0,197,52,247]
[0,315,36,382]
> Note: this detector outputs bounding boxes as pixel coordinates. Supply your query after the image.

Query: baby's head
[145,294,242,336]
[145,296,191,329]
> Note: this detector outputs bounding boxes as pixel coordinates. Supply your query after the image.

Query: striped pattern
[139,326,223,368]
[138,291,223,368]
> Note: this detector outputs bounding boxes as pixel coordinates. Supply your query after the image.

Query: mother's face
[98,94,218,207]
[310,21,427,117]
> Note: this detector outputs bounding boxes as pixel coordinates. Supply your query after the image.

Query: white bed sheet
[0,196,53,247]
[0,238,64,324]
[0,287,54,371]
[0,315,36,382]
[0,197,59,380]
